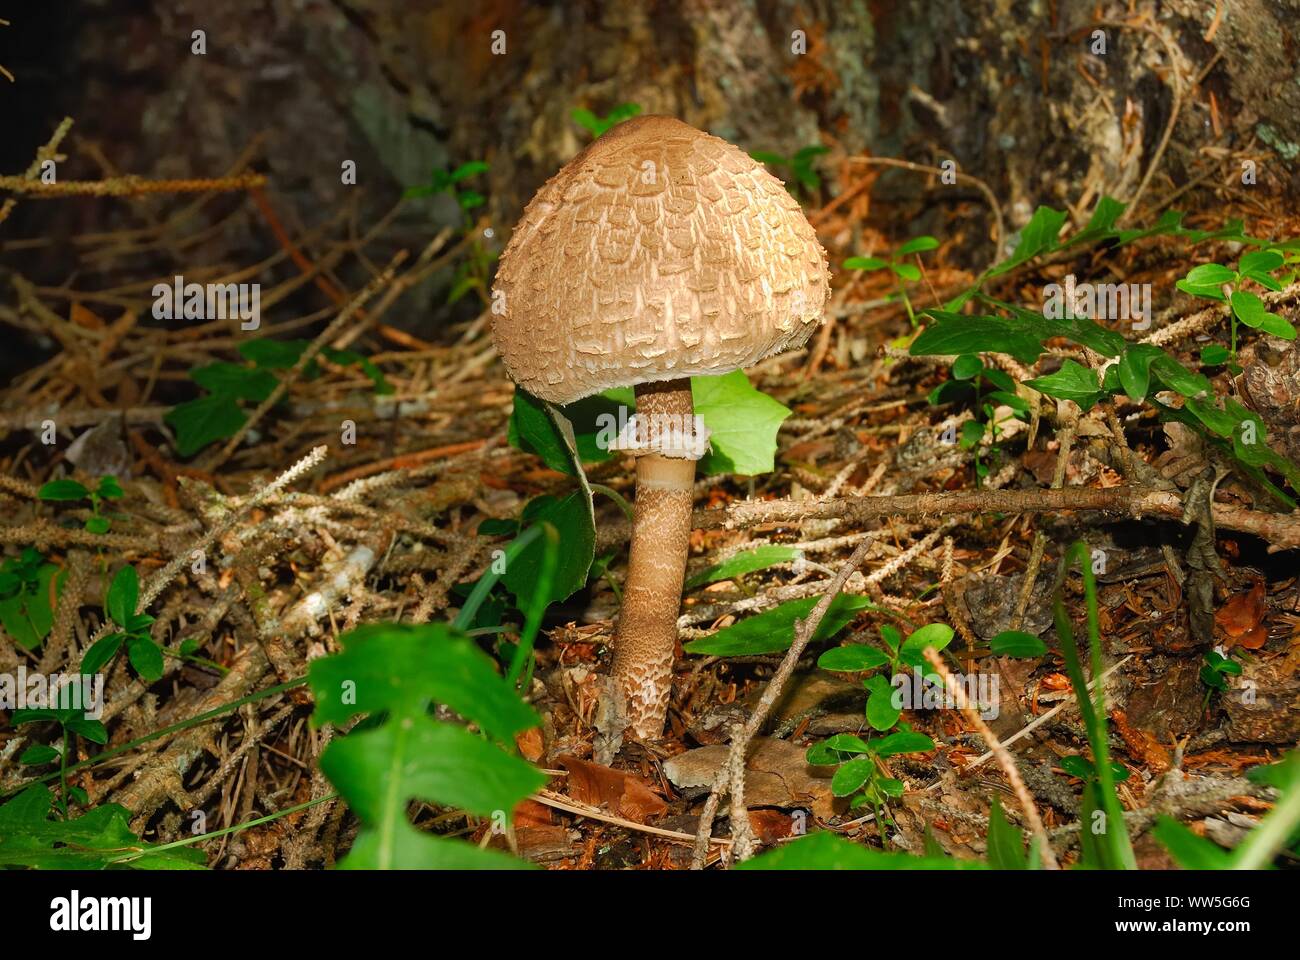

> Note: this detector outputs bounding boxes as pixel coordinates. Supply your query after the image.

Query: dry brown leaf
[558,755,667,823]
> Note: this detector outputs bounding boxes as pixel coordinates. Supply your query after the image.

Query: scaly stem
[610,380,698,740]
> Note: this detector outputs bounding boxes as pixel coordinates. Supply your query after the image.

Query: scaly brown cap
[491,115,830,404]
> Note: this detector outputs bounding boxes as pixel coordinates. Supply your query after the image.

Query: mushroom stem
[611,379,698,740]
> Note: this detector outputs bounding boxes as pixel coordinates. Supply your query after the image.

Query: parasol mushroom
[491,115,830,740]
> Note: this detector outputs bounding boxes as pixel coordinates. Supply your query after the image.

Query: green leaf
[106,565,139,626]
[1025,360,1103,409]
[899,623,953,667]
[83,516,111,535]
[20,745,59,765]
[38,479,89,501]
[1239,250,1284,276]
[96,473,124,496]
[126,635,164,681]
[870,730,935,757]
[1200,345,1231,366]
[911,312,1045,365]
[308,622,539,741]
[449,160,490,182]
[684,545,802,590]
[988,206,1067,278]
[897,236,940,256]
[0,784,206,869]
[320,714,544,823]
[502,493,595,609]
[843,256,890,272]
[340,822,532,870]
[81,633,126,674]
[66,717,108,744]
[694,370,792,476]
[831,758,876,797]
[238,337,309,370]
[817,644,890,672]
[1116,344,1164,402]
[987,796,1031,869]
[508,389,576,475]
[890,262,922,282]
[0,563,60,649]
[164,393,246,457]
[819,733,873,755]
[989,630,1046,657]
[959,419,984,449]
[737,831,983,869]
[190,362,279,402]
[951,354,983,380]
[1152,816,1232,869]
[864,674,901,731]
[682,594,878,657]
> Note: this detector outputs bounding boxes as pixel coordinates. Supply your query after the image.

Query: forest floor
[0,117,1298,870]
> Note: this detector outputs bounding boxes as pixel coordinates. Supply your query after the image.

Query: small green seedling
[38,475,123,535]
[404,160,489,213]
[845,235,939,326]
[80,565,162,682]
[1199,647,1243,704]
[1177,249,1296,359]
[928,354,1029,483]
[751,145,830,197]
[571,103,642,138]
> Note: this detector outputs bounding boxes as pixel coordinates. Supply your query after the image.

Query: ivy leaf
[189,362,278,402]
[694,370,791,476]
[502,492,595,609]
[683,594,878,657]
[164,393,246,457]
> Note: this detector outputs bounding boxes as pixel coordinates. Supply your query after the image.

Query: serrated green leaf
[308,622,539,741]
[682,594,877,657]
[684,545,802,590]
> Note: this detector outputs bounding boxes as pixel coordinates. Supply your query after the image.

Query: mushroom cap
[491,115,831,405]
